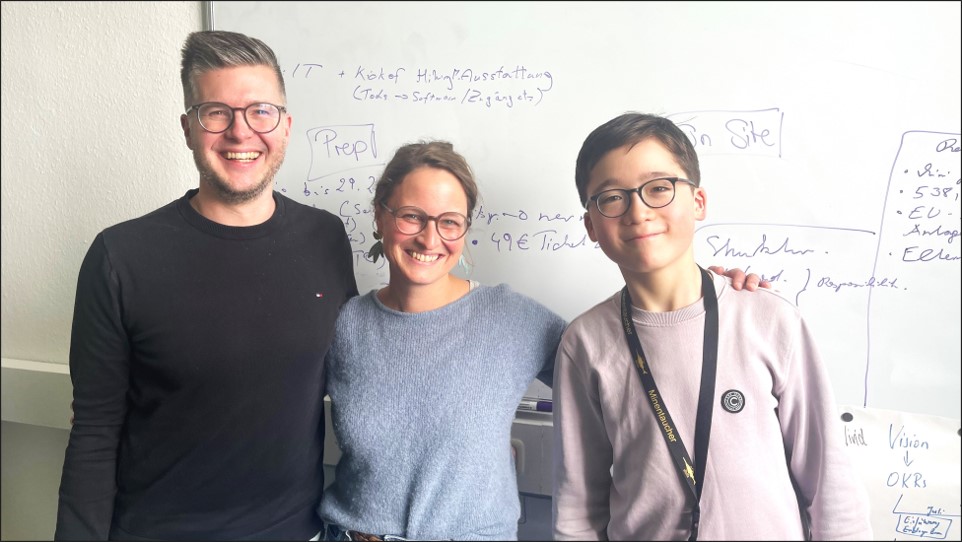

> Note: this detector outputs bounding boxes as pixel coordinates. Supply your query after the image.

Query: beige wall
[1,1,202,366]
[1,2,203,538]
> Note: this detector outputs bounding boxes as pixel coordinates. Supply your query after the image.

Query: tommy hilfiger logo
[721,389,745,413]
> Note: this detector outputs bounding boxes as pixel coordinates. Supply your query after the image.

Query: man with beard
[54,30,358,540]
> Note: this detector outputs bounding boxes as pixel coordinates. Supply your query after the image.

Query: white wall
[1,1,202,365]
[0,2,203,538]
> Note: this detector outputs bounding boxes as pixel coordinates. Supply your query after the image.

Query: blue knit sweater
[320,284,566,540]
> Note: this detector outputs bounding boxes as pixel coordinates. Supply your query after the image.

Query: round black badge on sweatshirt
[721,389,745,413]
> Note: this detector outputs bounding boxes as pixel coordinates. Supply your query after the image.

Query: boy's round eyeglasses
[381,203,471,241]
[186,102,287,134]
[587,177,696,218]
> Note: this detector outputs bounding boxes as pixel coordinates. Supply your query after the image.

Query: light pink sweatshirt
[552,272,873,540]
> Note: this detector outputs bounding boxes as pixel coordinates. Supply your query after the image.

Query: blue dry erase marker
[517,397,553,413]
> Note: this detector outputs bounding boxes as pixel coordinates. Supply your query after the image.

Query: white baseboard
[1,358,72,430]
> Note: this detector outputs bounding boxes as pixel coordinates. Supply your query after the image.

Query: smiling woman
[319,140,568,541]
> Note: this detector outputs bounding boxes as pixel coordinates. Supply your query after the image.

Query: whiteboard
[840,405,961,541]
[212,1,961,420]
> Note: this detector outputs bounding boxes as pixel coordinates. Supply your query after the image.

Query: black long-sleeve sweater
[55,190,358,540]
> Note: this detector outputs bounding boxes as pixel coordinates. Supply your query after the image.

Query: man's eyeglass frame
[185,102,288,134]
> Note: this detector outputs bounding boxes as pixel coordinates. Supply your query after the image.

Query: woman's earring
[458,252,474,275]
[367,230,384,263]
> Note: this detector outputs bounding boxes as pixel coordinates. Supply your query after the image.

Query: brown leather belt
[346,530,385,541]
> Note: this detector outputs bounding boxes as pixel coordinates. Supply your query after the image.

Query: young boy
[552,113,873,540]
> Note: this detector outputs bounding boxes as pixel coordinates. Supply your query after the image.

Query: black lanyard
[619,267,719,541]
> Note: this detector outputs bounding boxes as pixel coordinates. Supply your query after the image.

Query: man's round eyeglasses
[186,102,287,134]
[381,203,471,241]
[587,177,696,218]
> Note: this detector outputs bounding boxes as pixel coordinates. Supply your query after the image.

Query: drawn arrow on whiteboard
[903,451,914,467]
